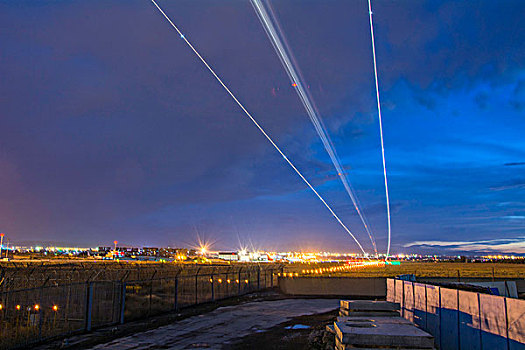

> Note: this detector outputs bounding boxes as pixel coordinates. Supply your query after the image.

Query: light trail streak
[149,0,369,256]
[250,0,378,256]
[367,0,392,259]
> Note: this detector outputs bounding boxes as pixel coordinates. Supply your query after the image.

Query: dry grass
[283,262,525,278]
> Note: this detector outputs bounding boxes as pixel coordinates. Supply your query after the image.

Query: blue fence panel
[425,284,440,348]
[440,287,459,350]
[458,290,481,350]
[413,282,427,330]
[403,281,414,322]
[506,297,525,350]
[479,293,508,350]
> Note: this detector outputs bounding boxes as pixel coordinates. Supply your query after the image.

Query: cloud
[404,238,525,254]
[490,179,525,191]
[502,216,525,220]
[504,162,525,166]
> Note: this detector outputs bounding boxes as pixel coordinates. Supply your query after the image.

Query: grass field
[283,261,525,278]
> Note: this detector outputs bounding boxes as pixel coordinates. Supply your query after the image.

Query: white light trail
[150,0,369,256]
[367,0,392,259]
[250,0,378,256]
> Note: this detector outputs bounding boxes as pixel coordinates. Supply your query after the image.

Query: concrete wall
[278,277,386,297]
[388,278,525,350]
[419,277,525,295]
[279,276,525,299]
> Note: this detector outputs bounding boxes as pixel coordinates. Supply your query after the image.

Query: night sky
[1,0,524,254]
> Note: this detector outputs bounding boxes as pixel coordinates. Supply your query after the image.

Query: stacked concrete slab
[339,300,400,317]
[333,300,435,349]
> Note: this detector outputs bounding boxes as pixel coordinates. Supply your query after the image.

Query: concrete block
[413,283,427,330]
[479,293,507,350]
[335,336,434,350]
[339,309,399,317]
[334,321,434,348]
[279,277,386,296]
[403,281,414,322]
[439,287,459,350]
[387,278,395,302]
[340,300,400,311]
[337,316,412,324]
[458,289,481,350]
[506,297,525,350]
[425,284,440,347]
[395,279,404,306]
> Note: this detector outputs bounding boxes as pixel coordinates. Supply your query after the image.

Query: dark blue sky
[1,0,524,254]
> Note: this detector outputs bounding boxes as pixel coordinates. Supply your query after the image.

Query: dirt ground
[284,261,525,278]
[226,310,337,350]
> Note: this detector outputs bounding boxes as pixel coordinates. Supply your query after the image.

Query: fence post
[238,268,242,295]
[120,282,126,324]
[38,286,44,340]
[211,273,215,302]
[85,282,93,331]
[257,267,260,290]
[195,269,200,305]
[174,277,178,311]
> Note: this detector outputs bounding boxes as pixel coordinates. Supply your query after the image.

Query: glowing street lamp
[113,240,118,251]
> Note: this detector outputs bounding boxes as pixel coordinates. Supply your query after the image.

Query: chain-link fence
[0,264,277,349]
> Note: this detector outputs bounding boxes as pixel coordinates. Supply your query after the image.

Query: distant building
[143,247,160,256]
[218,252,239,261]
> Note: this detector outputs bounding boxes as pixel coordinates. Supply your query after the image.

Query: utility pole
[0,233,4,259]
